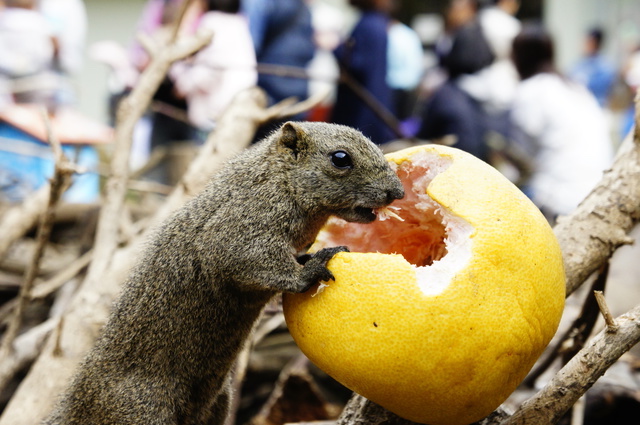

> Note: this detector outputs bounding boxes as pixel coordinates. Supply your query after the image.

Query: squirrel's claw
[297,246,349,292]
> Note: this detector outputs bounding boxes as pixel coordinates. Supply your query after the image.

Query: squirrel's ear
[278,122,308,159]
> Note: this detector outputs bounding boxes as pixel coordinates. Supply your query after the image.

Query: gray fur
[45,122,404,424]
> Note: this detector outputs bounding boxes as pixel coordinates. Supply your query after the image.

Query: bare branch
[337,394,422,425]
[554,129,640,297]
[0,185,51,261]
[0,319,56,393]
[152,87,268,223]
[30,250,93,300]
[0,112,74,360]
[523,265,608,388]
[0,112,75,400]
[500,304,640,425]
[593,291,619,332]
[83,13,211,297]
[265,88,331,121]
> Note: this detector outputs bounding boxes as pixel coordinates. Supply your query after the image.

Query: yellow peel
[284,144,565,425]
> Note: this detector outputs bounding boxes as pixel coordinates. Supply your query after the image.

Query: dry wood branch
[0,113,74,401]
[337,394,422,425]
[265,88,331,120]
[0,186,50,262]
[30,250,93,300]
[0,319,56,394]
[252,355,335,425]
[0,124,84,261]
[0,114,73,361]
[152,87,268,223]
[337,395,510,425]
[523,265,608,388]
[285,422,336,425]
[83,8,212,296]
[500,304,640,425]
[127,178,173,195]
[593,291,619,332]
[226,308,286,425]
[555,129,640,297]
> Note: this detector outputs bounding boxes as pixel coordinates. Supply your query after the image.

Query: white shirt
[0,8,55,78]
[511,73,614,216]
[171,12,257,130]
[387,21,424,90]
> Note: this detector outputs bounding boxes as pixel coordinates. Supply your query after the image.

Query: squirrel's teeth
[376,206,404,222]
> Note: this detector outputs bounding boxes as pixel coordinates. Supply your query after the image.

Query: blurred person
[0,0,58,106]
[509,25,614,220]
[170,0,257,132]
[439,0,492,78]
[387,0,424,131]
[620,45,640,137]
[434,0,479,63]
[39,0,87,105]
[129,0,205,72]
[331,0,394,144]
[419,0,480,106]
[455,0,521,136]
[131,0,205,183]
[242,0,315,106]
[416,0,495,162]
[304,0,344,122]
[478,0,520,65]
[569,27,616,108]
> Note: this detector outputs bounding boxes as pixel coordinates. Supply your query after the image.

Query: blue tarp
[0,122,100,203]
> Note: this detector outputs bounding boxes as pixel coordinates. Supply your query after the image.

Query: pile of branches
[0,2,639,424]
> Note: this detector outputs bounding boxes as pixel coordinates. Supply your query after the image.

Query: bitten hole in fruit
[314,151,474,296]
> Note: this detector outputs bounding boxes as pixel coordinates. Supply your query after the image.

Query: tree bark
[555,131,640,297]
[500,304,640,425]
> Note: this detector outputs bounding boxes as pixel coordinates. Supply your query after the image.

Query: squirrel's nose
[387,186,405,203]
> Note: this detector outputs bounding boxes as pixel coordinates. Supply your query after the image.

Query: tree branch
[83,8,212,296]
[500,304,640,425]
[554,129,640,297]
[0,185,51,262]
[0,111,74,361]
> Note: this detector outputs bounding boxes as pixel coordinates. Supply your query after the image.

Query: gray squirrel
[45,121,404,424]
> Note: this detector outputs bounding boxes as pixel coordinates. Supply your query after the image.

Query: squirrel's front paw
[298,246,349,293]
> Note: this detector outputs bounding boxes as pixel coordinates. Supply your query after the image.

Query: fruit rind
[284,145,565,425]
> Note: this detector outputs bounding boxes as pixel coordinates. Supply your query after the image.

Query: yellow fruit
[283,145,565,425]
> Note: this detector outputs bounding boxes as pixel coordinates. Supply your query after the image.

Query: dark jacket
[418,80,490,162]
[245,0,315,104]
[331,11,394,144]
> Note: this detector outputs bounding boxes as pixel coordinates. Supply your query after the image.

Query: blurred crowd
[419,0,616,221]
[0,0,86,108]
[1,0,640,219]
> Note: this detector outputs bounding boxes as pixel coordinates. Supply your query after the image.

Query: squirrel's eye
[330,150,353,170]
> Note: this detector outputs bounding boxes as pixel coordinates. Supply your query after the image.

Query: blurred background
[0,1,639,423]
[70,0,640,126]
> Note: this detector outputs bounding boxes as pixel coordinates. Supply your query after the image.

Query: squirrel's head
[272,121,404,223]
